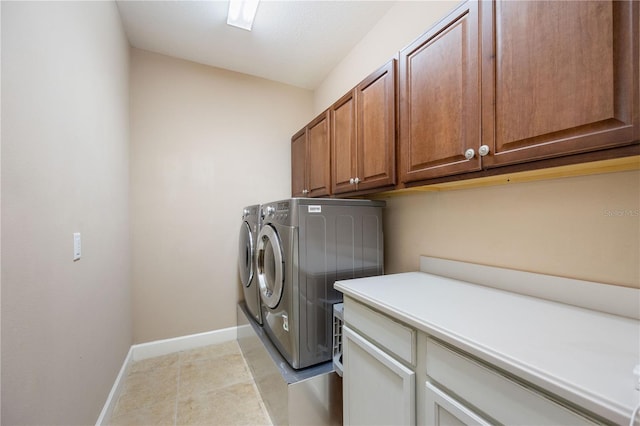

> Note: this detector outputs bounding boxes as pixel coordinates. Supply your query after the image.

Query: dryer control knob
[266,206,275,216]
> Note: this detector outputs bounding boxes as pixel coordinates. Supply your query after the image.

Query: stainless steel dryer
[256,198,385,369]
[238,205,262,324]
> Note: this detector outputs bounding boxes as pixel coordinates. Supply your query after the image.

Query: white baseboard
[95,346,133,426]
[95,326,238,425]
[131,326,238,361]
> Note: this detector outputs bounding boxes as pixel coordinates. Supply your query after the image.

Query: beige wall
[382,170,640,287]
[315,1,640,288]
[1,2,131,424]
[130,49,313,343]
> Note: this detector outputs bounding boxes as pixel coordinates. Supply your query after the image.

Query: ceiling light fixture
[227,0,260,31]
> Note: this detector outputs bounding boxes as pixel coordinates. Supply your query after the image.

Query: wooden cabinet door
[357,59,396,191]
[332,59,396,195]
[343,326,415,426]
[331,91,357,194]
[399,1,481,183]
[481,0,639,168]
[306,111,331,197]
[291,128,307,197]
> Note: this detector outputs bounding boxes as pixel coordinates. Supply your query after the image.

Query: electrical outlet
[73,232,81,261]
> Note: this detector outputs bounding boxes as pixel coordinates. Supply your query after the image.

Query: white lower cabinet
[341,298,605,426]
[343,325,416,425]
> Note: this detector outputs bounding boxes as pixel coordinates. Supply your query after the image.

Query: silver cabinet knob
[349,178,355,185]
[464,148,475,160]
[479,145,490,157]
[302,189,309,195]
[354,177,360,184]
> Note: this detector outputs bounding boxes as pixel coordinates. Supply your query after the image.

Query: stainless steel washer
[238,205,262,324]
[256,198,384,369]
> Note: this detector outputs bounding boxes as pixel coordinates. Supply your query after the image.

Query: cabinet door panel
[291,129,307,197]
[357,60,396,190]
[343,326,415,426]
[482,0,639,167]
[331,91,357,194]
[307,111,331,197]
[399,1,481,183]
[425,382,492,426]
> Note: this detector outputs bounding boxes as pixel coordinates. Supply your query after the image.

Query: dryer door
[238,221,254,288]
[256,224,284,309]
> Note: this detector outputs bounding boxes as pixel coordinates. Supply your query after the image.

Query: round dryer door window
[237,221,254,288]
[256,224,284,309]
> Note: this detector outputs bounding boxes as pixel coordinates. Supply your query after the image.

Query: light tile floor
[109,341,273,426]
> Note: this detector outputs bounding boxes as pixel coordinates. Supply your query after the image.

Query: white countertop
[334,271,640,424]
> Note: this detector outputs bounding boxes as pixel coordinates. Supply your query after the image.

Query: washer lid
[238,221,254,288]
[256,224,284,309]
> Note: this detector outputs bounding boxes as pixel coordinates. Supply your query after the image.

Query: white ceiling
[115,0,396,90]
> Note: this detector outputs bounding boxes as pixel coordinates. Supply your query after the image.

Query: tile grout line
[109,342,270,425]
[174,351,183,426]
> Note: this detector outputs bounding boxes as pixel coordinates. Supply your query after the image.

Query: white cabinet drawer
[426,338,598,425]
[344,297,416,365]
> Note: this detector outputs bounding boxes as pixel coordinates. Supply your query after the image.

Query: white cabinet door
[343,325,416,425]
[425,382,491,426]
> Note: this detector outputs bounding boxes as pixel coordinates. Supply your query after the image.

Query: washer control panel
[262,201,290,225]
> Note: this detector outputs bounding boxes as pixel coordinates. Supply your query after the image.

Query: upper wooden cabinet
[332,60,397,194]
[291,129,307,197]
[399,0,638,185]
[293,0,638,194]
[399,1,481,183]
[291,111,331,198]
[331,91,357,194]
[480,0,639,167]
